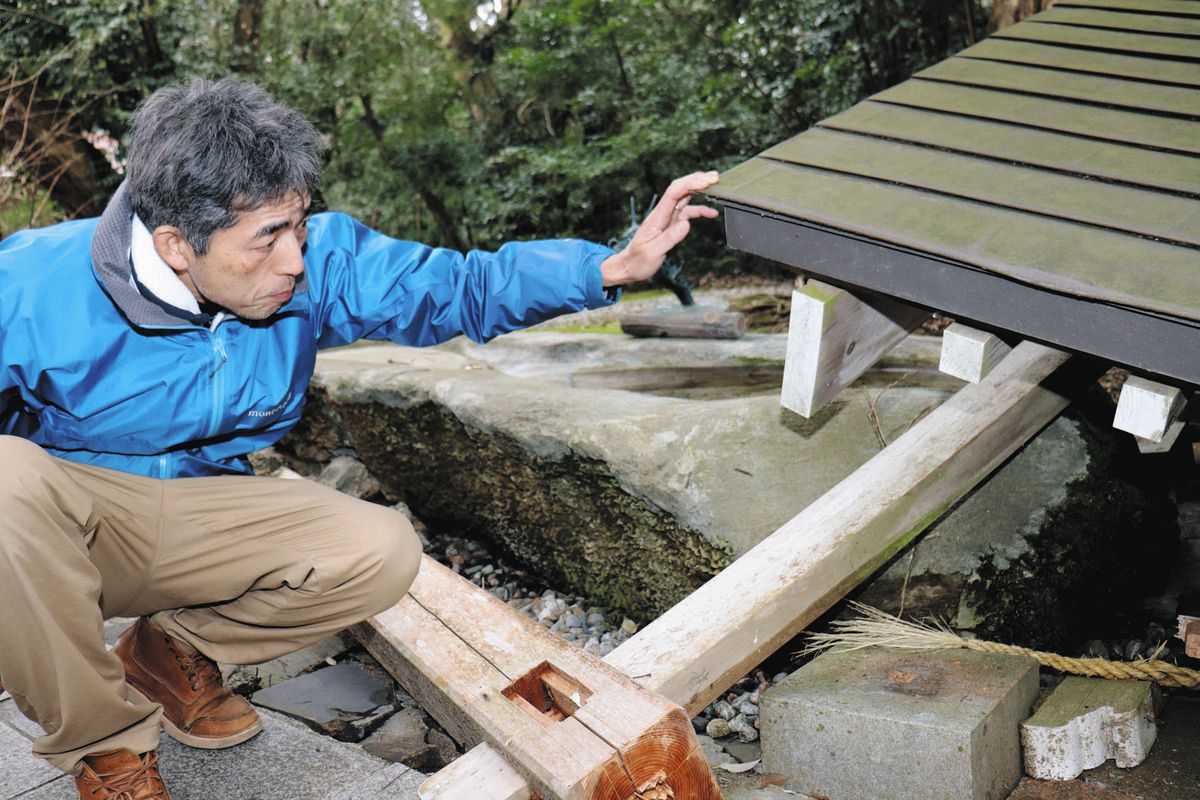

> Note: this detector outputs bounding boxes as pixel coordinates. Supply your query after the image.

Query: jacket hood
[91,182,308,329]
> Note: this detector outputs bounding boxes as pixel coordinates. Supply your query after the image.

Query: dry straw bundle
[803,603,1200,690]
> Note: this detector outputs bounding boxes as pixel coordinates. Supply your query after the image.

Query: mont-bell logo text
[248,390,292,418]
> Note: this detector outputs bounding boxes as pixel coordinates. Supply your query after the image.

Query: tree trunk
[232,0,265,73]
[991,0,1056,31]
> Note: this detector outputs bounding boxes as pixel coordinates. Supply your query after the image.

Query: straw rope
[804,603,1200,690]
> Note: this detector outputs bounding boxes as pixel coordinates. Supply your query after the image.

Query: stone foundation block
[760,647,1039,800]
[1020,677,1157,780]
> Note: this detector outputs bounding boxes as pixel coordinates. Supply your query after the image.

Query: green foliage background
[0,0,986,273]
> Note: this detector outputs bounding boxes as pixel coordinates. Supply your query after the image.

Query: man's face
[179,192,310,320]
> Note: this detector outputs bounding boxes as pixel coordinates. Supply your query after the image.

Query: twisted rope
[804,603,1200,690]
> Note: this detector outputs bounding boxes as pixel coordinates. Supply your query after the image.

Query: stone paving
[0,689,426,800]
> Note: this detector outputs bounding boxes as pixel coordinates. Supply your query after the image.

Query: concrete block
[760,647,1039,800]
[1020,677,1157,780]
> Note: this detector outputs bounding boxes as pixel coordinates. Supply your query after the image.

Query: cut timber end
[939,322,1011,383]
[1113,375,1186,442]
[781,280,927,417]
[357,555,721,800]
[1178,616,1200,659]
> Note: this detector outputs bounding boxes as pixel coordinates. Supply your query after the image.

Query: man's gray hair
[126,78,322,255]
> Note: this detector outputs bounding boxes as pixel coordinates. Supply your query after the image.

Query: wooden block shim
[1135,419,1185,455]
[404,340,1081,798]
[1178,615,1200,659]
[619,309,746,339]
[1113,375,1187,442]
[353,555,719,800]
[938,322,1012,383]
[1021,677,1158,780]
[781,280,928,417]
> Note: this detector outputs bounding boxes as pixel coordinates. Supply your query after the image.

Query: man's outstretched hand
[599,171,720,288]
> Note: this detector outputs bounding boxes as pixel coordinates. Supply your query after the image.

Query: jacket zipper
[208,315,229,438]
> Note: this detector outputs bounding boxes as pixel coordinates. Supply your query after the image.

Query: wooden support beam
[938,322,1011,383]
[354,556,719,800]
[781,280,928,417]
[1113,375,1187,443]
[395,340,1082,799]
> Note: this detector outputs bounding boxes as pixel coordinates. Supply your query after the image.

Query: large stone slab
[300,334,952,617]
[759,647,1039,800]
[289,329,1174,638]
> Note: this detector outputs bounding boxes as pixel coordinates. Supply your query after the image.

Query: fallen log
[619,309,746,339]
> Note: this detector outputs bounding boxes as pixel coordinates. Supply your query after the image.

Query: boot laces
[83,751,169,799]
[168,636,221,692]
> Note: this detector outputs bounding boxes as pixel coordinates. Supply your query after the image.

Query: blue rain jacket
[0,184,616,478]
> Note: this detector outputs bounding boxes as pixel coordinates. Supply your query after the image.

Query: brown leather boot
[75,749,171,799]
[114,617,261,749]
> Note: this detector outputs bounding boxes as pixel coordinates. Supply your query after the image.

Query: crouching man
[0,77,717,799]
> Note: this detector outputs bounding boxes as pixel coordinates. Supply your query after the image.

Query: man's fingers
[650,171,720,229]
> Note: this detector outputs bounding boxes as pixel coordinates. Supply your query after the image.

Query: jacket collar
[91,182,309,329]
[92,182,190,328]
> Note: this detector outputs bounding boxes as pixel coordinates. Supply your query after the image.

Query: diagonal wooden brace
[355,555,720,800]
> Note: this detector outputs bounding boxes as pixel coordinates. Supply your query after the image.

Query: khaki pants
[0,435,421,774]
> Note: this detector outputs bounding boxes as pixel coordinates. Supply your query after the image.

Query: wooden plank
[939,323,1012,383]
[872,80,1200,154]
[355,555,720,800]
[1032,7,1200,37]
[761,128,1200,246]
[994,19,1200,59]
[605,342,1077,715]
[819,101,1200,194]
[915,57,1200,116]
[708,159,1200,324]
[780,280,928,417]
[957,38,1200,86]
[419,744,531,800]
[1055,0,1200,16]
